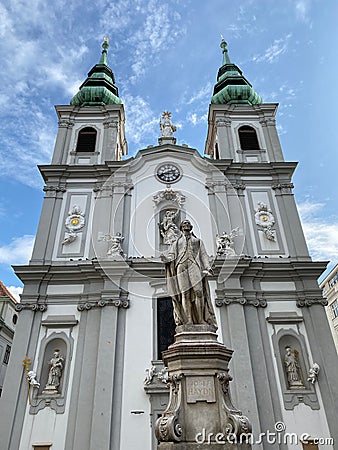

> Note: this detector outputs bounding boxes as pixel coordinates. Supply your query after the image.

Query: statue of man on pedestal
[161,220,217,328]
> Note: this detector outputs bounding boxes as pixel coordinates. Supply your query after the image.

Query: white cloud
[187,112,208,126]
[6,286,23,302]
[122,93,158,149]
[297,201,338,262]
[0,235,35,265]
[252,34,292,64]
[294,0,313,22]
[100,0,186,83]
[187,83,212,105]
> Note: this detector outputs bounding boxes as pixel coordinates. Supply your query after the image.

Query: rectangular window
[331,300,338,319]
[3,345,11,365]
[328,272,338,287]
[33,446,51,450]
[157,297,175,360]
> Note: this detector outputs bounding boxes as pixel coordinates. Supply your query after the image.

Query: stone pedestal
[155,325,252,449]
[158,136,177,145]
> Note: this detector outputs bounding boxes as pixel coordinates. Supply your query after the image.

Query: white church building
[0,39,337,450]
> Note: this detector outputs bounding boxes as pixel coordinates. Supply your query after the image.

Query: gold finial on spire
[103,36,109,44]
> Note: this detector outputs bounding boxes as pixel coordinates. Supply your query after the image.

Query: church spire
[70,38,122,107]
[211,38,262,105]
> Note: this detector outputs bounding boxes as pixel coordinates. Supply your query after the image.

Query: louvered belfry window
[76,127,97,152]
[238,125,259,150]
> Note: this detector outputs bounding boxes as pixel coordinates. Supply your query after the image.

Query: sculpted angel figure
[161,220,217,328]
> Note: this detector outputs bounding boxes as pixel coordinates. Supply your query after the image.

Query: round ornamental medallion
[156,164,181,184]
[65,212,85,231]
[254,210,275,228]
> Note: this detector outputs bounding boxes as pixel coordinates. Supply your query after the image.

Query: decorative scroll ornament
[217,371,252,439]
[254,201,276,241]
[15,303,47,312]
[307,363,320,385]
[62,205,85,245]
[155,374,183,442]
[216,227,239,257]
[153,186,186,208]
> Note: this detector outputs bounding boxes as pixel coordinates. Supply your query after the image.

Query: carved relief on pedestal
[254,201,276,241]
[62,205,85,245]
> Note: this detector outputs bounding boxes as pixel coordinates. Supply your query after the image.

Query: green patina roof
[70,38,122,107]
[211,39,262,105]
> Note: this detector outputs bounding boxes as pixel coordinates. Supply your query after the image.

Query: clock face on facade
[156,164,181,183]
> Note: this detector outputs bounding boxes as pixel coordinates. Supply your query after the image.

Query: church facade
[0,39,337,450]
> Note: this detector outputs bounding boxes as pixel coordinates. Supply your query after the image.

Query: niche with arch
[271,326,319,410]
[30,331,73,415]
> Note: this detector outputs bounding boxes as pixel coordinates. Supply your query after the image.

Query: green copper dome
[70,38,122,107]
[211,39,262,105]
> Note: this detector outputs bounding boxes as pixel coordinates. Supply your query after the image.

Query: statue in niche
[160,210,180,245]
[160,111,176,137]
[283,346,305,389]
[216,227,239,257]
[43,349,64,394]
[161,220,217,328]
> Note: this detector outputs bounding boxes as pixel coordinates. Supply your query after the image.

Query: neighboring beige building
[320,264,338,353]
[0,281,18,397]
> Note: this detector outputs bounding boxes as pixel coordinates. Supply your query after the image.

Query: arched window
[238,125,259,150]
[76,127,97,152]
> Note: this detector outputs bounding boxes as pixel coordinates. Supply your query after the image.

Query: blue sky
[0,0,338,299]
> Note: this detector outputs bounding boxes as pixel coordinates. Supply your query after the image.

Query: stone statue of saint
[161,220,217,328]
[43,349,64,394]
[160,111,176,137]
[284,346,304,389]
[160,210,180,245]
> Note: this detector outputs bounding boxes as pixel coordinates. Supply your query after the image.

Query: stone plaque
[186,376,216,403]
